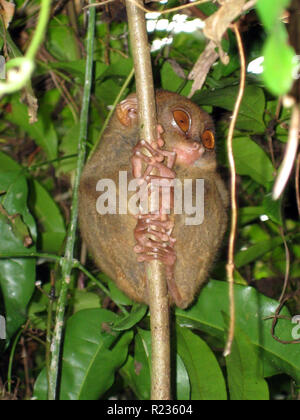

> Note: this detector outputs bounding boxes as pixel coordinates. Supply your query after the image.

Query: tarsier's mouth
[172,142,205,166]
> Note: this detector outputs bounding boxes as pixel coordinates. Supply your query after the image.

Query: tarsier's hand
[131,131,184,305]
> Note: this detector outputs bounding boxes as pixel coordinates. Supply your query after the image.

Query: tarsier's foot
[131,133,180,304]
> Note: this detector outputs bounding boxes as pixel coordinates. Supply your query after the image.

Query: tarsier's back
[79,91,228,309]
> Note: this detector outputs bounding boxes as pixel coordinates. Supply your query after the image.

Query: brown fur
[79,91,228,309]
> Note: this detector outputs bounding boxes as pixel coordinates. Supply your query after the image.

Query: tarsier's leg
[131,136,183,306]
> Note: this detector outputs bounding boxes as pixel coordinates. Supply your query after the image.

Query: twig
[85,0,217,15]
[125,0,171,400]
[48,3,96,400]
[224,23,246,357]
[268,227,300,344]
[243,0,257,12]
[0,251,128,315]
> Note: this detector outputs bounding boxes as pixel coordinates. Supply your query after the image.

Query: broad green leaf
[29,179,65,253]
[263,193,283,225]
[175,354,190,400]
[0,171,20,192]
[47,60,86,83]
[39,232,66,254]
[112,304,148,332]
[119,355,144,400]
[0,174,36,338]
[130,328,151,400]
[263,26,295,96]
[95,79,126,106]
[239,207,265,225]
[3,175,37,240]
[176,326,227,400]
[59,309,133,400]
[226,324,269,400]
[98,58,133,81]
[33,368,48,401]
[72,290,101,313]
[235,237,284,268]
[193,85,266,133]
[104,275,134,306]
[59,123,80,173]
[46,15,80,62]
[161,61,192,96]
[0,152,21,171]
[125,327,190,400]
[256,0,291,31]
[233,137,275,186]
[176,281,300,384]
[6,95,58,160]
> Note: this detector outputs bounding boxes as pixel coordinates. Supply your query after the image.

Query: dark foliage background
[0,0,299,400]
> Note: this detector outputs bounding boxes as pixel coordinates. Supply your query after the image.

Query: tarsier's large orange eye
[173,110,191,134]
[201,130,215,150]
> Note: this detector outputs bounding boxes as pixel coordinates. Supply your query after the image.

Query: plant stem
[26,0,52,60]
[7,326,25,394]
[48,4,96,400]
[224,23,246,357]
[125,0,171,400]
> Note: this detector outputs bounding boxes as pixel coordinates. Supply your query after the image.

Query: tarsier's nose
[191,142,201,150]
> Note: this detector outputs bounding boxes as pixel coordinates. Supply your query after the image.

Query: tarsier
[79,91,228,309]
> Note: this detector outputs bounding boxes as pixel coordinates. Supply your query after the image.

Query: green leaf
[6,95,58,160]
[263,193,283,225]
[33,368,48,401]
[161,61,192,96]
[0,152,21,171]
[119,355,143,399]
[193,85,266,133]
[120,327,190,400]
[263,26,295,96]
[59,309,133,400]
[112,304,148,332]
[104,275,134,306]
[233,137,275,186]
[256,0,291,32]
[47,60,86,83]
[225,323,269,400]
[29,180,66,253]
[3,175,37,240]
[176,325,227,400]
[0,174,36,338]
[46,15,80,62]
[239,207,265,225]
[72,290,101,313]
[175,354,191,400]
[130,328,151,400]
[235,237,284,268]
[59,123,80,173]
[176,281,300,384]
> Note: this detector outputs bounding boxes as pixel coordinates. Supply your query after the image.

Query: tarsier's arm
[117,97,182,306]
[132,134,181,305]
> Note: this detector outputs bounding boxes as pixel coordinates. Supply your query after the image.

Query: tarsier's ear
[116,94,138,127]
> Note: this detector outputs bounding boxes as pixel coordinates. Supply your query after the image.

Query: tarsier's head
[116,90,217,171]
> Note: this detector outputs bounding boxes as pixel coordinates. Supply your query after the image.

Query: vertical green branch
[48,4,96,401]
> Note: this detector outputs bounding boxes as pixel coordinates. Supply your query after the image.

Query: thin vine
[48,3,96,400]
